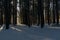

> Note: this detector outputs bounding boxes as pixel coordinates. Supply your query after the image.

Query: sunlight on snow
[10,27,22,32]
[0,25,4,31]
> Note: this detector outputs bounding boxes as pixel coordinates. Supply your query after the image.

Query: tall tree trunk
[4,0,11,29]
[0,8,3,25]
[0,0,3,25]
[38,0,44,28]
[47,0,50,25]
[41,0,44,28]
[23,0,30,27]
[56,0,59,24]
[13,0,17,25]
[32,0,34,25]
[19,0,24,24]
[37,0,41,26]
[53,0,56,24]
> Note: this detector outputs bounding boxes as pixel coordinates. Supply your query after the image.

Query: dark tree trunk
[53,0,56,24]
[19,0,22,7]
[56,0,59,24]
[0,8,3,25]
[37,0,41,26]
[41,0,44,28]
[47,0,50,25]
[0,0,3,25]
[32,0,34,25]
[4,0,11,29]
[13,0,17,25]
[38,0,44,28]
[23,0,30,27]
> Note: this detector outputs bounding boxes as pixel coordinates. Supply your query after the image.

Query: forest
[0,0,60,29]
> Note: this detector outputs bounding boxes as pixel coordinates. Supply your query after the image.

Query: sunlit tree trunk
[19,0,24,24]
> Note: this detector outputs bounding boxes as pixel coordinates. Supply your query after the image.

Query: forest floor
[0,24,60,40]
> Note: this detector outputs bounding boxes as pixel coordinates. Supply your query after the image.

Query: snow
[0,24,60,40]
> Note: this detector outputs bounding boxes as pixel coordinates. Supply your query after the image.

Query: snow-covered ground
[0,24,60,40]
